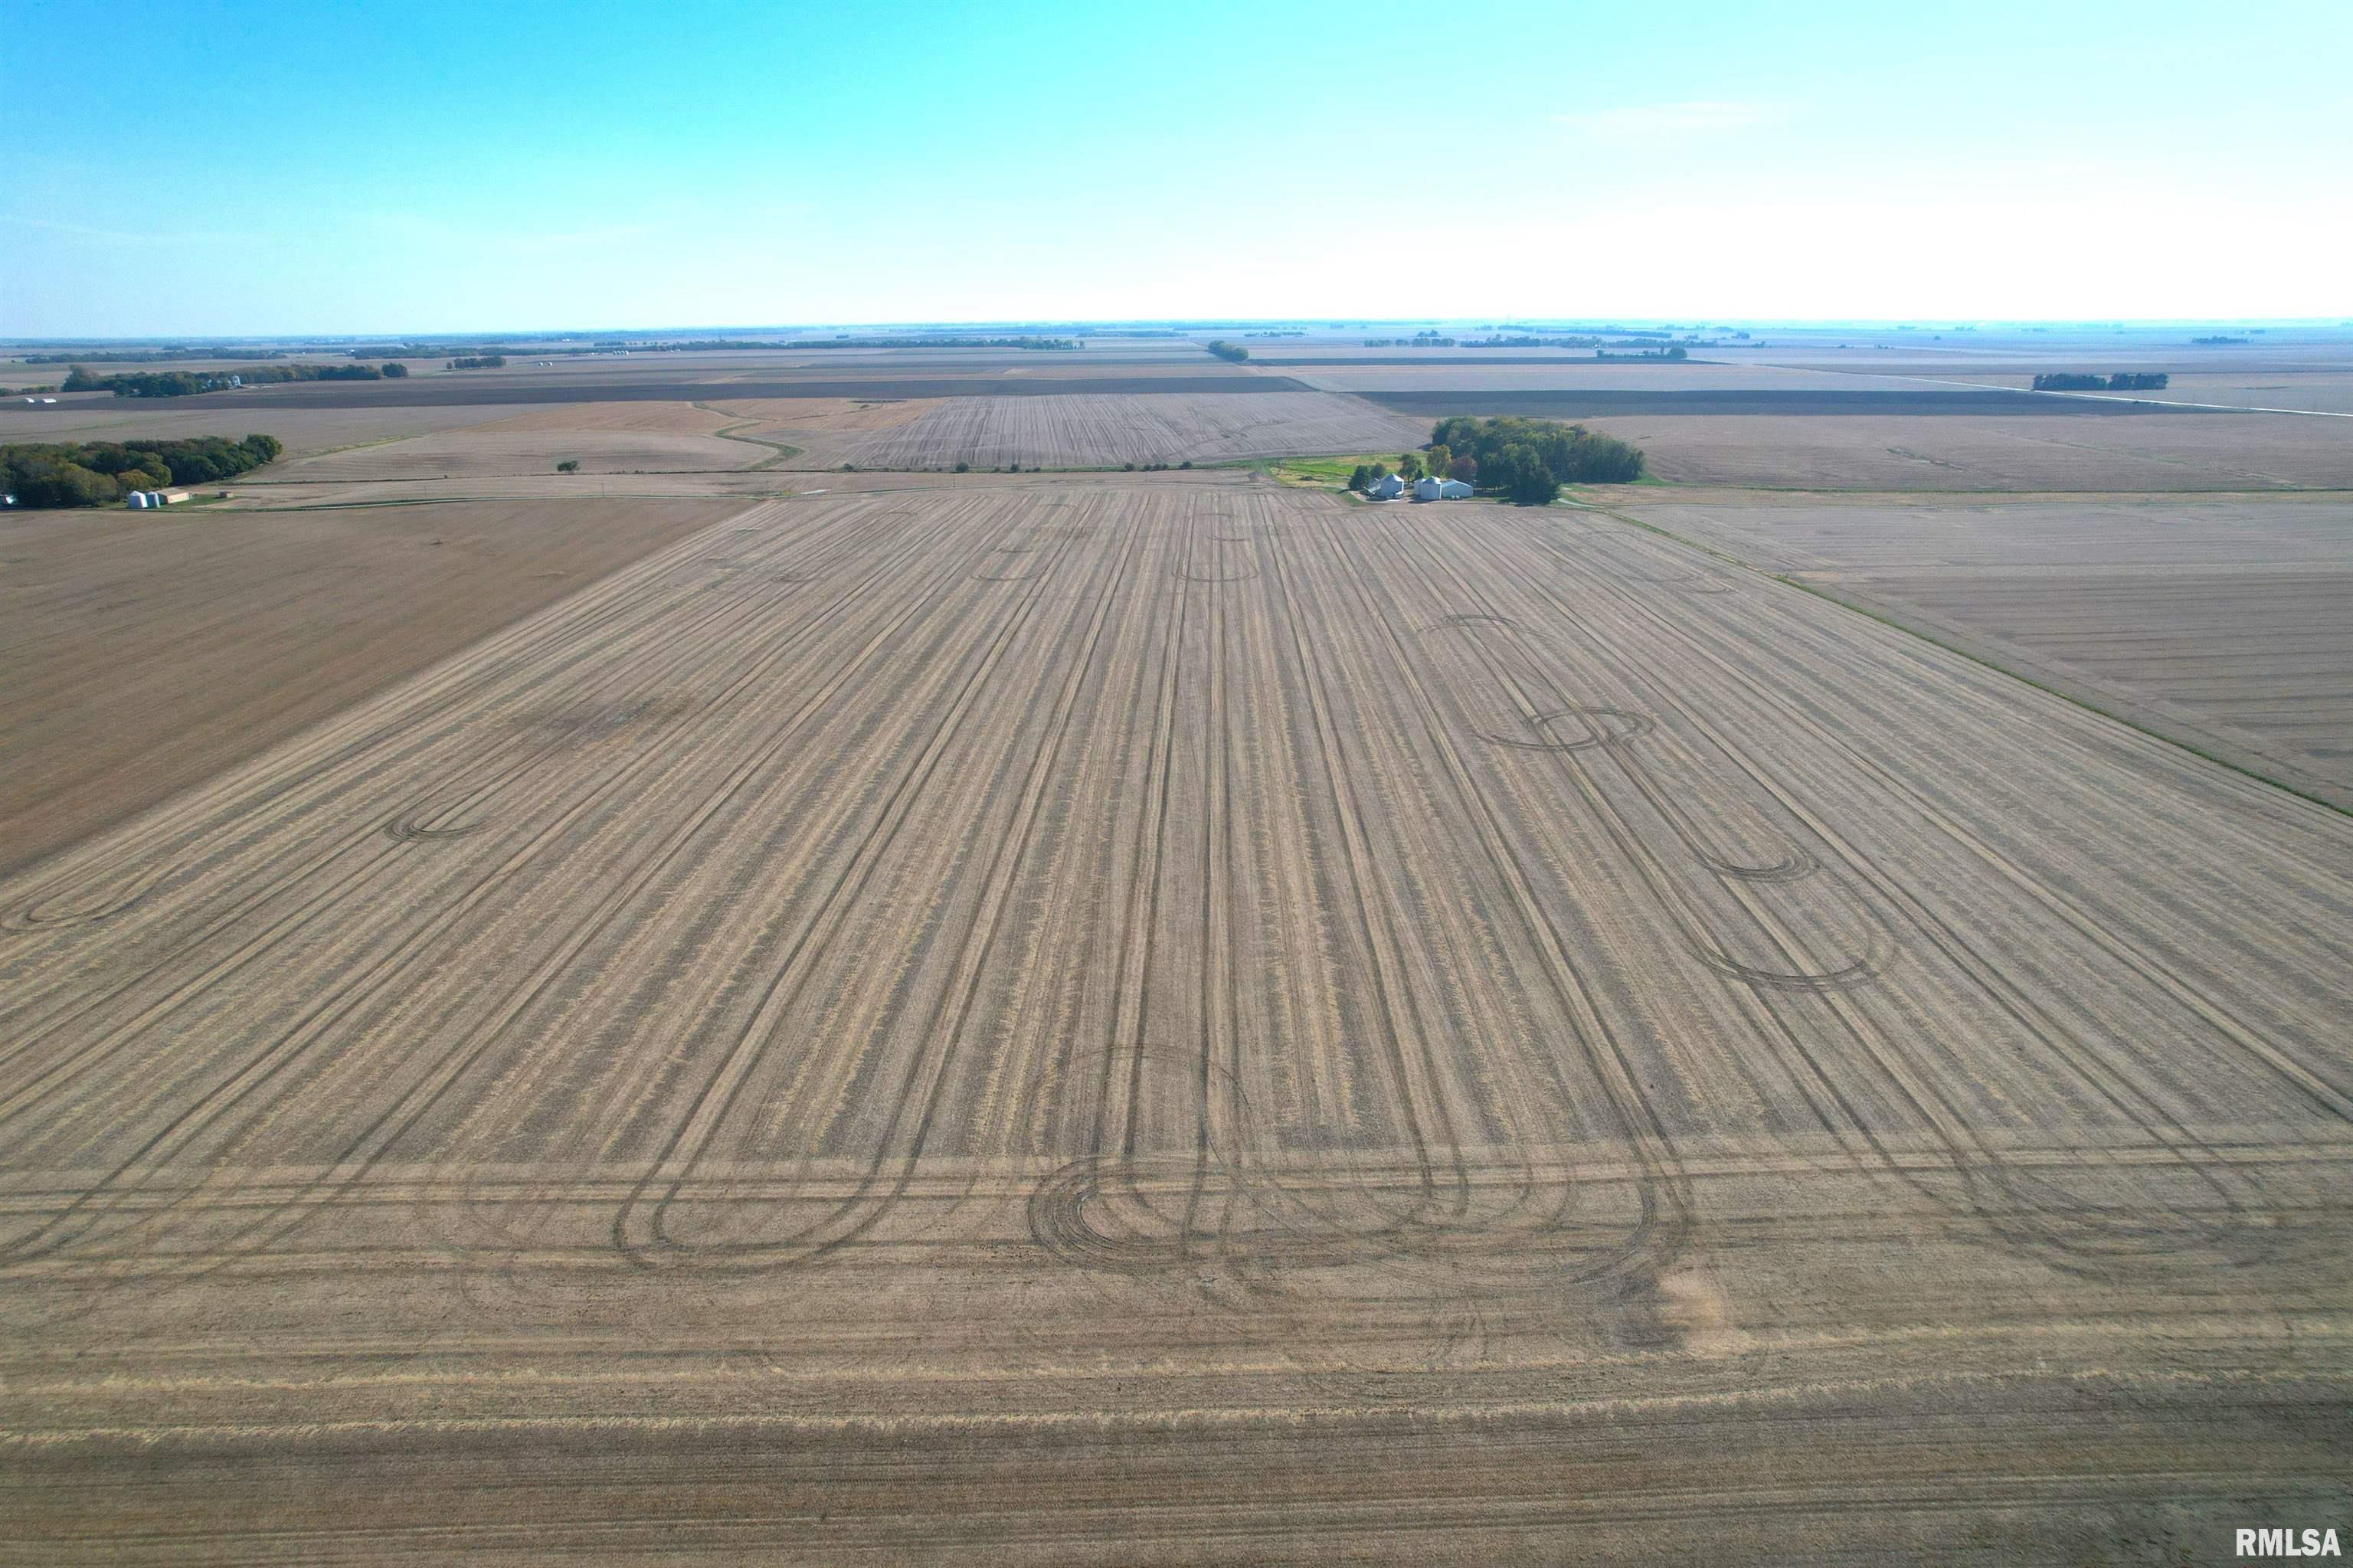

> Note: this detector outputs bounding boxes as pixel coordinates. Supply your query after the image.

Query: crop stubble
[2,480,2348,1561]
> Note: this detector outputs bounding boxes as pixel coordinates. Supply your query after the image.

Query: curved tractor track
[4,478,2350,1563]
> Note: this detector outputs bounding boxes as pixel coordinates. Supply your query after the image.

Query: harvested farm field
[1624,493,2353,808]
[1360,386,2212,417]
[5,476,2349,1563]
[263,424,766,480]
[0,496,741,876]
[1576,411,2353,489]
[0,400,533,460]
[175,372,1310,408]
[767,390,1428,469]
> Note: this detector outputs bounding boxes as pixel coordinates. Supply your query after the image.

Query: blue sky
[4,0,2348,336]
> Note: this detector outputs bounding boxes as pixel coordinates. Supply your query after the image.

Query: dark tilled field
[124,374,1314,410]
[1361,388,2226,417]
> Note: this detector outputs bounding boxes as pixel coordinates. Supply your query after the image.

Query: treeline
[781,336,1081,351]
[1204,341,1250,362]
[2033,372,2168,391]
[1,434,281,508]
[62,363,388,398]
[23,348,289,365]
[341,342,515,359]
[1432,416,1645,499]
[1366,334,1605,349]
[447,355,508,370]
[1360,334,1719,352]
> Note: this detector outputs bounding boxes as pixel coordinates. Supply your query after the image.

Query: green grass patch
[1253,453,1422,488]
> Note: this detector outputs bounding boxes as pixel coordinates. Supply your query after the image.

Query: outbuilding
[1367,473,1406,500]
[1412,476,1474,501]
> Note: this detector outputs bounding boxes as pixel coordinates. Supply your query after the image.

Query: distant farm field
[748,390,1429,470]
[5,478,2348,1559]
[1572,411,2353,489]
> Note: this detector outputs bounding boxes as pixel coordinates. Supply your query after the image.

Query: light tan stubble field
[2,479,2348,1561]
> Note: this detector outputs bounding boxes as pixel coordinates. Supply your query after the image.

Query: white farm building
[1412,476,1473,501]
[1366,473,1407,499]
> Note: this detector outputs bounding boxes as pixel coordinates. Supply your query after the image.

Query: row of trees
[2032,372,2168,391]
[61,363,389,397]
[25,348,289,364]
[1,434,282,508]
[1204,341,1250,362]
[447,355,507,370]
[781,336,1081,351]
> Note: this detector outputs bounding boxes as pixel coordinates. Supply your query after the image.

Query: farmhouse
[1413,476,1473,500]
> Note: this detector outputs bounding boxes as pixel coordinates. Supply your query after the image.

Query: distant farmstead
[124,489,191,509]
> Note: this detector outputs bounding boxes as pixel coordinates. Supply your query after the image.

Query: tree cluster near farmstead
[1430,415,1646,499]
[2,434,281,507]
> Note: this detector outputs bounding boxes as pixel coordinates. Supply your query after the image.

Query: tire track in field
[610,512,1116,1268]
[0,501,824,941]
[620,501,1148,1270]
[1038,491,1694,1292]
[1294,506,1688,1284]
[103,493,997,1277]
[0,506,901,1141]
[381,506,909,843]
[1573,511,2353,1072]
[0,498,980,1268]
[1377,526,1890,997]
[1492,511,2314,1269]
[0,521,831,1084]
[415,495,1030,1265]
[1036,492,1446,1282]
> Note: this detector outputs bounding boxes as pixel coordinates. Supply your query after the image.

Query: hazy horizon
[7,314,2351,347]
[5,0,2349,336]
